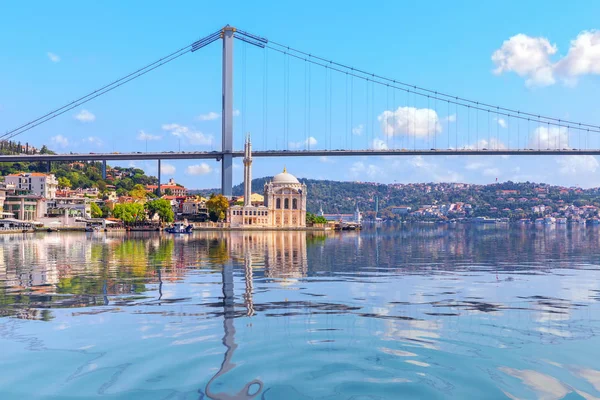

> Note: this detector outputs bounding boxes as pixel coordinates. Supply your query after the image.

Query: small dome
[272,167,300,185]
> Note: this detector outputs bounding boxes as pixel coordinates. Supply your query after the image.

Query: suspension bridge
[3,25,600,196]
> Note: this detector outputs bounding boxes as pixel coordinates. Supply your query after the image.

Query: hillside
[0,140,157,195]
[193,177,600,219]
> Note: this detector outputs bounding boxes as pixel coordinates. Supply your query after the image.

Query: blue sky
[1,1,600,189]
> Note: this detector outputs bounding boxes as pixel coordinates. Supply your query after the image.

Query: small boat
[46,227,59,232]
[165,222,194,234]
[85,226,99,232]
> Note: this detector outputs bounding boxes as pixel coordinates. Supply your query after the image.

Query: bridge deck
[0,149,598,162]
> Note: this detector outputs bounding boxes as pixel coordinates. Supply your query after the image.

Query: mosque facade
[228,136,307,228]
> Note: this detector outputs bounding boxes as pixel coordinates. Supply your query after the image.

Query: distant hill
[190,177,600,218]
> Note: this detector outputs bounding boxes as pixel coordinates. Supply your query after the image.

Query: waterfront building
[3,195,46,220]
[146,178,187,196]
[45,197,91,218]
[228,136,307,227]
[4,172,58,199]
[392,206,412,215]
[321,204,362,224]
[182,197,209,221]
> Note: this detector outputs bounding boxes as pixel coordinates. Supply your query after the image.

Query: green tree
[100,205,111,218]
[90,202,103,218]
[129,184,147,200]
[57,176,71,189]
[146,199,174,223]
[113,203,146,224]
[306,212,327,224]
[206,194,229,222]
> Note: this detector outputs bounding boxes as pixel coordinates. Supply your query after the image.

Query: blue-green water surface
[1,225,600,399]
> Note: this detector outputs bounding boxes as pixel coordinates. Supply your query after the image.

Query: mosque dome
[272,167,300,185]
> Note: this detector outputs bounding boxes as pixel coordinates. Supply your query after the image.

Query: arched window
[276,198,281,209]
[292,199,298,209]
[284,199,289,209]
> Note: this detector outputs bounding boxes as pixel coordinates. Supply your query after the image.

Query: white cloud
[492,34,557,87]
[483,168,500,177]
[495,117,507,128]
[160,163,176,175]
[161,123,213,146]
[319,156,335,164]
[197,111,220,121]
[83,136,102,147]
[233,109,241,117]
[289,136,317,150]
[74,109,96,123]
[465,162,486,170]
[137,130,161,141]
[352,124,364,136]
[47,52,60,63]
[471,138,507,150]
[51,135,69,148]
[407,155,432,169]
[390,156,463,183]
[378,107,441,137]
[350,161,383,179]
[186,163,213,176]
[555,30,600,79]
[528,126,568,149]
[442,114,457,123]
[372,138,389,150]
[493,30,600,87]
[557,155,599,175]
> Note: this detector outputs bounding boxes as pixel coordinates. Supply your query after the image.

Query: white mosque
[228,136,307,228]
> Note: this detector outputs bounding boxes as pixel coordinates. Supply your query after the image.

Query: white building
[228,136,307,227]
[5,173,58,199]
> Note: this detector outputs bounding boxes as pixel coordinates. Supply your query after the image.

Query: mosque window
[292,199,297,209]
[276,198,281,209]
[284,199,289,209]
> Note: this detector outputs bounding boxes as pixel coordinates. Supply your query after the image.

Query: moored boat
[165,222,194,234]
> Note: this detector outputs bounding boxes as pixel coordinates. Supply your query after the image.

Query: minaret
[243,134,252,207]
[354,203,362,224]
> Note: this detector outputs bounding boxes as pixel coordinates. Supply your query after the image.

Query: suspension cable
[3,29,221,141]
[264,45,600,134]
[266,39,600,131]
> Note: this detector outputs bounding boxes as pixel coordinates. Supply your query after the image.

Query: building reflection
[228,231,308,280]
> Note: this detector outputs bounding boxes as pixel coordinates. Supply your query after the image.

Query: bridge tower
[221,25,235,198]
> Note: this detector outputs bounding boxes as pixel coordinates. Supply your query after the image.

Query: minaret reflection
[204,243,263,400]
[243,251,254,317]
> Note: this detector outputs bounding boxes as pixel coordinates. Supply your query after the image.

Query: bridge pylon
[221,25,235,198]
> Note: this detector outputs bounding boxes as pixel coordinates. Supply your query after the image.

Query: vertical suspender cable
[262,46,266,150]
[372,78,375,150]
[350,74,353,150]
[305,62,308,150]
[330,66,333,150]
[413,91,416,150]
[324,67,328,150]
[427,96,430,149]
[366,79,370,149]
[476,107,479,150]
[447,101,450,149]
[392,87,396,149]
[308,63,311,150]
[455,103,459,151]
[467,105,470,149]
[265,49,269,151]
[345,73,349,150]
